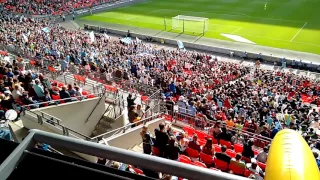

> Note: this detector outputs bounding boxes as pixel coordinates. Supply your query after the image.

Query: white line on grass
[290,22,308,42]
[230,27,242,34]
[156,8,305,23]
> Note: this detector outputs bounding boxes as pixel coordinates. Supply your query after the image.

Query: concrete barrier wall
[86,26,320,66]
[34,97,106,137]
[21,111,84,139]
[106,118,165,150]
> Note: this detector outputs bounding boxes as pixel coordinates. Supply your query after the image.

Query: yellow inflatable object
[265,129,319,180]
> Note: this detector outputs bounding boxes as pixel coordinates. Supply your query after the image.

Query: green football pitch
[80,0,320,54]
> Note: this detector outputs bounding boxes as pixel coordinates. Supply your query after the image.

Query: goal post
[171,15,209,34]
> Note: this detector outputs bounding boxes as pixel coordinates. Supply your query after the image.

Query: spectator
[188,134,201,152]
[12,84,23,100]
[59,86,71,102]
[202,138,215,156]
[33,79,44,99]
[256,147,268,163]
[154,122,169,157]
[215,145,231,163]
[230,153,246,168]
[20,93,39,109]
[217,126,233,143]
[242,139,255,159]
[140,125,153,155]
[128,105,138,128]
[165,136,180,160]
[313,152,320,170]
[67,84,76,97]
[246,158,264,180]
[127,93,136,108]
[136,104,144,118]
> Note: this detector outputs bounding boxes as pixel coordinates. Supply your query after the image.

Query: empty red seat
[186,147,199,159]
[52,94,60,100]
[183,126,195,136]
[234,144,243,153]
[229,163,245,175]
[87,94,95,98]
[220,139,232,149]
[244,169,252,177]
[257,161,266,171]
[133,168,144,175]
[192,161,207,168]
[226,150,236,158]
[214,158,228,171]
[179,155,192,164]
[82,91,88,96]
[214,145,221,153]
[141,96,148,103]
[241,156,251,164]
[198,139,206,146]
[200,152,213,166]
[195,130,207,140]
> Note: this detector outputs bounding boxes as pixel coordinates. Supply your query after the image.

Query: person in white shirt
[12,84,23,100]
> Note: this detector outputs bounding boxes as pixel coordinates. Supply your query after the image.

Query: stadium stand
[0,6,319,180]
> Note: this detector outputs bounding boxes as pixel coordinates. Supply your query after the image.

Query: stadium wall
[105,118,165,150]
[84,25,320,66]
[21,97,106,137]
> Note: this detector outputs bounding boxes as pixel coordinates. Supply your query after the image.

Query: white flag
[22,34,28,42]
[104,33,110,39]
[177,40,184,49]
[89,31,95,43]
[136,37,142,43]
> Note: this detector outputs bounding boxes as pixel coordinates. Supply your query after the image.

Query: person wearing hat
[246,158,264,180]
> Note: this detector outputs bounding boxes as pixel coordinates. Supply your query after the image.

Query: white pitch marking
[290,22,308,42]
[230,27,242,34]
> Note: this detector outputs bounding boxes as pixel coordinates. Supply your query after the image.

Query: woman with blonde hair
[140,125,153,154]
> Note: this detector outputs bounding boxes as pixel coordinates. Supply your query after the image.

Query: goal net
[172,15,209,34]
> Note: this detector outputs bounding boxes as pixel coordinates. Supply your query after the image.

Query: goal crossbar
[171,15,209,34]
[173,15,209,21]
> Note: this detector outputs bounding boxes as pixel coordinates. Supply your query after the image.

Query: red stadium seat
[229,163,245,175]
[192,161,207,168]
[257,161,266,171]
[186,147,199,159]
[133,168,144,175]
[152,146,160,156]
[234,144,243,153]
[220,139,232,149]
[195,130,207,140]
[82,91,88,96]
[179,155,192,164]
[183,126,195,136]
[214,145,221,153]
[200,152,214,166]
[214,158,228,171]
[241,156,251,164]
[244,169,252,177]
[226,150,236,158]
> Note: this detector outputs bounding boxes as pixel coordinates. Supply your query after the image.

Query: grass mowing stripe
[81,0,320,54]
[290,22,308,42]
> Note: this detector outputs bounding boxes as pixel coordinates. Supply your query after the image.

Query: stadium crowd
[0,0,107,15]
[0,7,320,179]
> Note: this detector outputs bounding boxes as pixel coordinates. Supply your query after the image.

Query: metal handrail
[91,113,162,140]
[172,110,272,143]
[22,108,92,141]
[0,129,249,180]
[21,92,104,108]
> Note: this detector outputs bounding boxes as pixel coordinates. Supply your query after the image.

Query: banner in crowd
[121,37,132,44]
[42,27,50,33]
[177,40,184,49]
[136,37,142,43]
[89,31,95,43]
